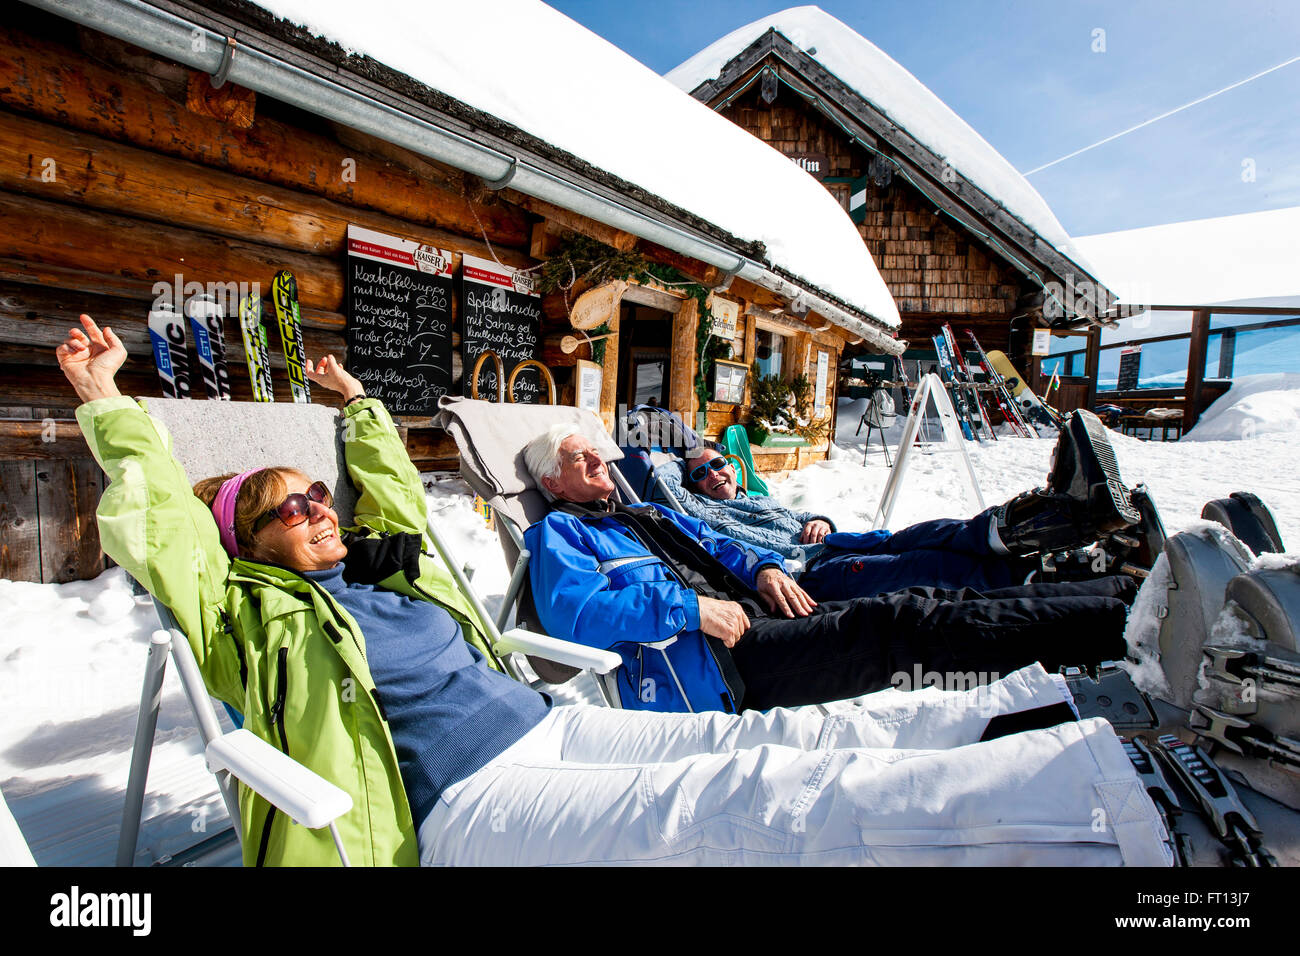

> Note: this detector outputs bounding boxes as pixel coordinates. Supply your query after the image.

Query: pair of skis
[933,327,995,442]
[146,295,231,401]
[146,270,310,404]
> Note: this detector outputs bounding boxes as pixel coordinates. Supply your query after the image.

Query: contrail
[1023,54,1300,175]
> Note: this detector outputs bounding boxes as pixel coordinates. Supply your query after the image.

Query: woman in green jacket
[59,313,543,866]
[57,314,1170,867]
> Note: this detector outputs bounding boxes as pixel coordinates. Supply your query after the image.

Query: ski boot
[993,410,1140,556]
[1201,491,1285,556]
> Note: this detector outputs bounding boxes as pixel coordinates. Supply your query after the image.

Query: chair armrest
[494,628,623,675]
[205,729,353,830]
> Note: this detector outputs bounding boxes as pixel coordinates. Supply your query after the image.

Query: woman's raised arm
[56,314,126,402]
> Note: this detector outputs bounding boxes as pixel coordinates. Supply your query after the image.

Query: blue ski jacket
[523,502,786,712]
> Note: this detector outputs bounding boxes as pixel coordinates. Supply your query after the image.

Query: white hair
[524,423,587,500]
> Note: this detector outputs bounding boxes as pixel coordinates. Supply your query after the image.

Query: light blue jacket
[523,503,785,712]
[656,460,835,561]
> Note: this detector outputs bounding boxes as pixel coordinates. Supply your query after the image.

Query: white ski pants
[419,664,1171,866]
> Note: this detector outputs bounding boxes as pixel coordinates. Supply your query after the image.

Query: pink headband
[212,468,266,559]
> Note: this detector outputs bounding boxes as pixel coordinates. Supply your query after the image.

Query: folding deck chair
[434,396,710,710]
[115,397,619,866]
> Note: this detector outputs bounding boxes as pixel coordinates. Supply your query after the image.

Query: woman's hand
[305,354,364,401]
[56,314,126,403]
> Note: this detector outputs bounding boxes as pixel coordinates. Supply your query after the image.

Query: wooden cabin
[0,3,901,582]
[668,13,1117,399]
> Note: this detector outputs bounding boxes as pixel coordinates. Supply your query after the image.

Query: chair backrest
[140,397,359,524]
[433,396,623,567]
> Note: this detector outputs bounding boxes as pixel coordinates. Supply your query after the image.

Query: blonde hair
[192,467,308,558]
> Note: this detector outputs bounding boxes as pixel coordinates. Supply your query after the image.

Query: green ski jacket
[77,395,497,866]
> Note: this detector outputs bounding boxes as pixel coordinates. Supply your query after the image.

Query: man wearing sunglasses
[681,450,837,557]
[678,416,1146,603]
[523,423,1133,715]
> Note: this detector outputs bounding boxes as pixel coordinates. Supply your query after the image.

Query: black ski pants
[732,576,1134,711]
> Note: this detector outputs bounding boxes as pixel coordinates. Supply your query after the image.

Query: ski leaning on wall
[184,293,233,401]
[238,291,275,402]
[941,323,995,441]
[932,333,975,441]
[270,269,311,404]
[147,302,192,399]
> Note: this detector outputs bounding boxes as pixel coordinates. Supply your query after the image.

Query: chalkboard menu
[459,253,543,403]
[345,224,454,415]
[1117,346,1142,392]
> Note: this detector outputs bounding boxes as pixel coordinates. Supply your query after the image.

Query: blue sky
[549,1,1300,237]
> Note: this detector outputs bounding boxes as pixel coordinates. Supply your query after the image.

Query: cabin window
[754,327,787,379]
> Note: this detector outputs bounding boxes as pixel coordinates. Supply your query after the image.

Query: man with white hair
[521,421,1132,714]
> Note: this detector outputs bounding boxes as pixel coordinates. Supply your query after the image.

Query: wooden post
[598,314,622,434]
[1083,326,1101,411]
[1217,328,1236,379]
[669,297,700,425]
[1185,308,1211,431]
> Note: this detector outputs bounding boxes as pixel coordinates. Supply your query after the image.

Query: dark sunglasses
[252,480,334,534]
[689,457,729,483]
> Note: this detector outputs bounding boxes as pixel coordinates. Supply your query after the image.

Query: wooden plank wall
[0,407,105,582]
[0,19,538,580]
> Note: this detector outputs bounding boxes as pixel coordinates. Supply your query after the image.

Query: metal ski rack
[1150,733,1277,866]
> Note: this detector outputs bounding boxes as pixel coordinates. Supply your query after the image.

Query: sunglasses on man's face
[689,457,730,484]
[252,480,334,534]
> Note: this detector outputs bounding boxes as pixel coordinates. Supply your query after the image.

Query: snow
[7,381,1300,863]
[244,0,899,330]
[666,6,1095,276]
[1075,206,1300,308]
[1183,373,1300,442]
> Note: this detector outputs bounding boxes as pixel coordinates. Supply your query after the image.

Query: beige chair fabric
[139,397,360,524]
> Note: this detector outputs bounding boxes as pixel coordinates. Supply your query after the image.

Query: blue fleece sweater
[304,564,549,825]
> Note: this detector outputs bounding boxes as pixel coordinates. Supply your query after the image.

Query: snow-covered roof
[245,0,900,331]
[666,5,1096,278]
[1075,207,1300,308]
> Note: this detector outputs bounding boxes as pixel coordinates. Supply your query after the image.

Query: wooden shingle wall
[722,87,1029,352]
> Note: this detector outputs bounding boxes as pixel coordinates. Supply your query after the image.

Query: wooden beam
[0,110,525,271]
[598,309,621,432]
[0,188,344,312]
[639,242,725,287]
[1083,326,1101,411]
[669,297,700,423]
[621,281,684,314]
[0,419,91,460]
[0,26,532,250]
[503,192,639,252]
[1184,309,1211,431]
[185,71,256,129]
[0,267,346,332]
